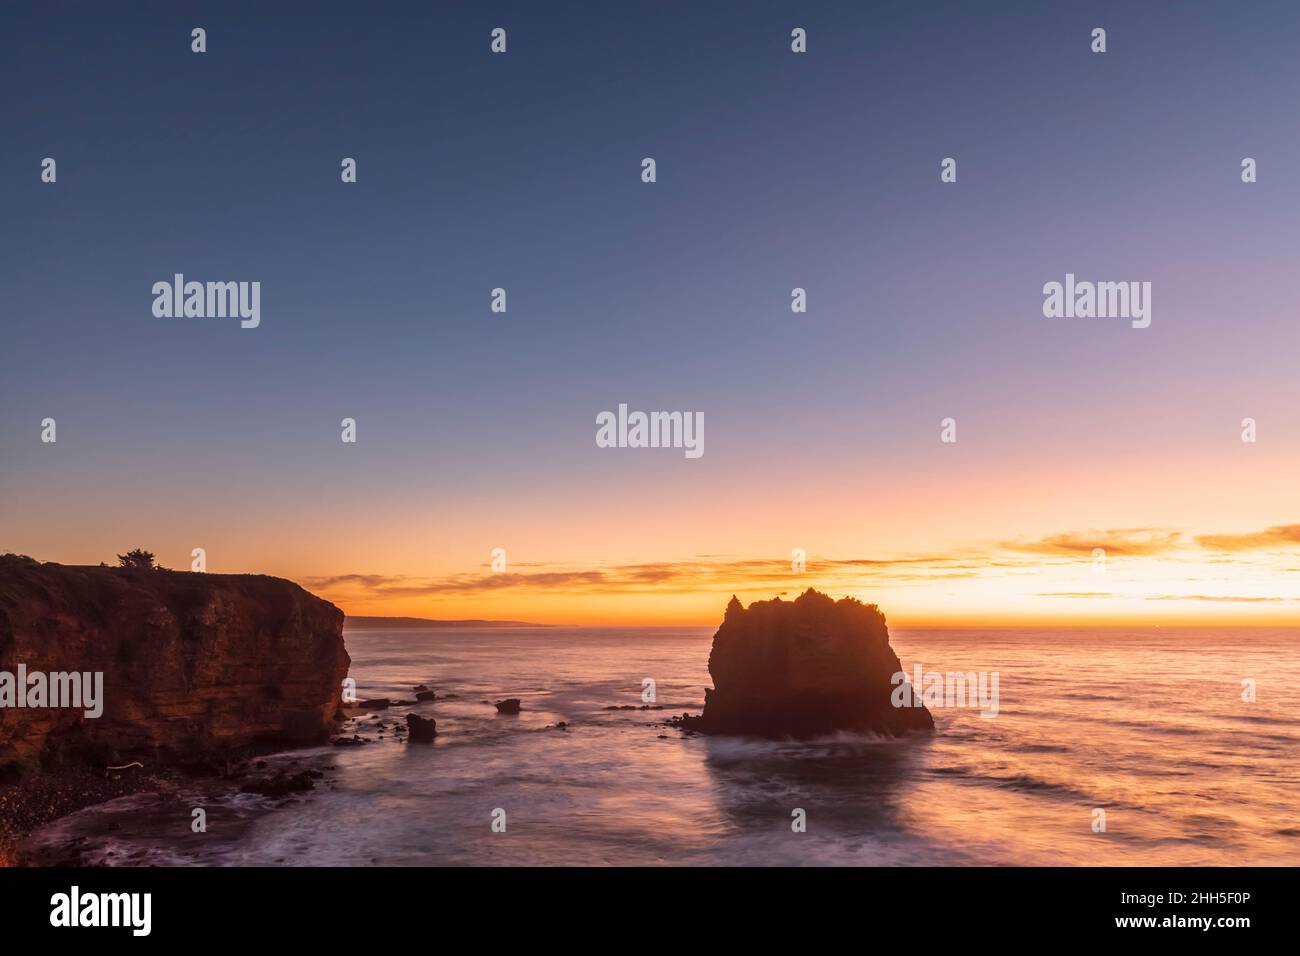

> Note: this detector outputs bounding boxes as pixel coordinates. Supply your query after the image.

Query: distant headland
[345,616,553,629]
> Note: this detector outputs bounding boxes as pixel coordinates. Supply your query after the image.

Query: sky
[2,1,1299,625]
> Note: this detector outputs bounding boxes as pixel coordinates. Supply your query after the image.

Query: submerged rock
[494,698,522,714]
[678,590,933,739]
[415,691,437,702]
[603,704,663,711]
[239,769,317,797]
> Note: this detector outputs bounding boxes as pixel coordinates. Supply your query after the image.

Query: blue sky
[3,1,1299,623]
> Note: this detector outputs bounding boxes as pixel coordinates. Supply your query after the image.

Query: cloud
[300,573,402,589]
[1196,524,1300,552]
[1001,528,1183,557]
[303,570,609,597]
[1038,590,1292,604]
[301,553,987,600]
[1144,594,1292,604]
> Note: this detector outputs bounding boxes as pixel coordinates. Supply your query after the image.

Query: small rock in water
[415,690,437,702]
[495,698,522,714]
[406,713,437,743]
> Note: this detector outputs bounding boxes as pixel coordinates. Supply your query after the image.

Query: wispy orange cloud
[1196,524,1300,552]
[1042,591,1293,604]
[1143,594,1294,604]
[302,555,982,600]
[1037,592,1115,599]
[1001,528,1184,557]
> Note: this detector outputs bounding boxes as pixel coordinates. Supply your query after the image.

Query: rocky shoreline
[0,749,317,865]
[0,680,544,864]
[0,766,169,865]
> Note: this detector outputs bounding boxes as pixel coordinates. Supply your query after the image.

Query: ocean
[24,626,1300,866]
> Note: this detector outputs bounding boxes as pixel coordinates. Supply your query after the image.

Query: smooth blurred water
[26,626,1300,865]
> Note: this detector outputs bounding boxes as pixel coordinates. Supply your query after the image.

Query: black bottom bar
[0,866,1283,941]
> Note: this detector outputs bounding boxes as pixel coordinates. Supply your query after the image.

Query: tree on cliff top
[117,548,156,570]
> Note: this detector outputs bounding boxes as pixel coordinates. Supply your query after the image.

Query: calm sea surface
[27,626,1300,866]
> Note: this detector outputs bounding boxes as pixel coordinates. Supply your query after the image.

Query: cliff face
[685,589,933,738]
[0,557,349,775]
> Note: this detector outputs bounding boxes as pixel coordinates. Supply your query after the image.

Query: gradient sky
[3,1,1299,625]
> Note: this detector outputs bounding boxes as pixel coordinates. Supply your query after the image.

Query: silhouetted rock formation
[0,556,350,775]
[678,589,933,738]
[495,698,521,714]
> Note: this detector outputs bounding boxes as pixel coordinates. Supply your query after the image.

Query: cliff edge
[0,556,349,775]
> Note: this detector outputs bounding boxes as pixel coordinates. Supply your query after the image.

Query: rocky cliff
[0,556,349,775]
[679,589,933,738]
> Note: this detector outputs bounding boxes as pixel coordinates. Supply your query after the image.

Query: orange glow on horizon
[11,442,1299,629]
[306,535,1300,627]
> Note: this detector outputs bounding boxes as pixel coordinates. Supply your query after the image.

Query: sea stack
[680,589,933,738]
